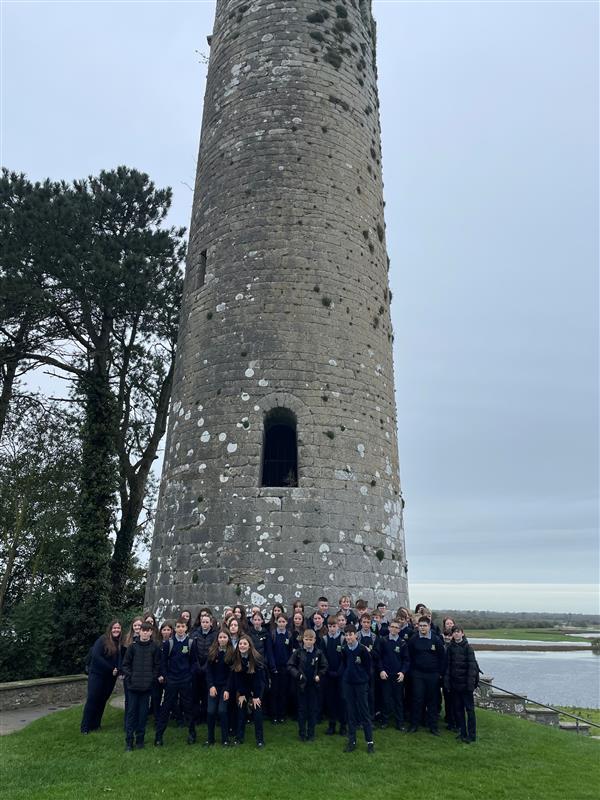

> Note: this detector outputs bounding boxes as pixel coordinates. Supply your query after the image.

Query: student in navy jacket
[121,621,161,750]
[341,626,374,753]
[379,619,410,730]
[205,629,235,746]
[407,616,446,735]
[357,613,380,722]
[287,629,328,741]
[266,614,294,724]
[80,620,123,734]
[154,618,198,746]
[231,634,266,747]
[189,611,216,724]
[321,617,347,735]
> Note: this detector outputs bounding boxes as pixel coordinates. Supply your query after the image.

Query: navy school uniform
[231,656,266,745]
[155,635,198,742]
[81,634,122,733]
[266,630,294,722]
[206,649,233,744]
[407,632,446,732]
[121,639,161,746]
[379,636,410,728]
[189,627,216,723]
[341,642,373,744]
[446,637,480,741]
[357,630,380,719]
[287,646,328,739]
[321,633,347,731]
[339,609,359,628]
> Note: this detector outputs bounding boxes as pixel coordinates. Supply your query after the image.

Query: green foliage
[1,707,598,800]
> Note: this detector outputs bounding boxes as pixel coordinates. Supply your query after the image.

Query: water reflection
[477,650,600,708]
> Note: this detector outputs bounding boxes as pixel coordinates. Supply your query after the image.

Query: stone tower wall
[145,0,408,618]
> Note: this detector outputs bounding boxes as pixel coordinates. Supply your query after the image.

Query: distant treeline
[432,610,600,629]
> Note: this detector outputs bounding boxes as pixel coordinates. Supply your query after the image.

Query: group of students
[80,596,480,753]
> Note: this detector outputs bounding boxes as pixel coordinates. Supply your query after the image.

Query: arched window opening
[261,408,298,487]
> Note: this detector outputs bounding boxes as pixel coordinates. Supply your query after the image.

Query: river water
[474,648,600,708]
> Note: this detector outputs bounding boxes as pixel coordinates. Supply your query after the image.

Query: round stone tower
[145,0,408,618]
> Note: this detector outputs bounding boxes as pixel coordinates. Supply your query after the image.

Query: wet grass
[0,705,598,799]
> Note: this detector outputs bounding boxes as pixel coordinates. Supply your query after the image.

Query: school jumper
[287,646,328,739]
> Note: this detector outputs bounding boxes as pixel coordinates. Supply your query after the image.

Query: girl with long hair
[80,620,123,734]
[231,634,265,747]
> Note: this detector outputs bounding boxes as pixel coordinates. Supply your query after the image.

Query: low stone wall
[0,675,89,712]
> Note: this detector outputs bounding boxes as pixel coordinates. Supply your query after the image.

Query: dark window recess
[261,409,298,487]
[197,250,207,289]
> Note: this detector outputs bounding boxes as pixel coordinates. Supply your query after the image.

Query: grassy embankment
[1,705,598,800]
[465,628,593,643]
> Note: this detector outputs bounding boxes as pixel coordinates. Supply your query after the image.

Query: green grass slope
[1,706,598,800]
[465,628,591,643]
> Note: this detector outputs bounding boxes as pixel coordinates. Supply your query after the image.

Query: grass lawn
[464,628,592,643]
[1,705,598,800]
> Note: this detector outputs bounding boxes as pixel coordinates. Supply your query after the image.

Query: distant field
[465,628,592,643]
[558,707,600,727]
[1,705,598,800]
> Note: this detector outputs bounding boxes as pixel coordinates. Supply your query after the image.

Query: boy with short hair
[407,616,445,736]
[379,619,410,731]
[322,617,347,735]
[287,629,328,741]
[311,596,330,627]
[154,618,198,746]
[342,625,374,753]
[446,626,479,743]
[122,621,161,751]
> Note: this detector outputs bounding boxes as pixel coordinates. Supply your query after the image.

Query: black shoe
[299,733,306,742]
[325,725,336,736]
[407,726,418,734]
[379,722,388,729]
[222,740,230,747]
[135,741,145,749]
[344,741,356,753]
[459,736,470,744]
[469,736,477,743]
[257,741,265,748]
[429,728,440,737]
[367,742,375,754]
[233,738,244,746]
[187,734,196,745]
[154,737,163,747]
[81,730,89,735]
[203,740,215,747]
[396,724,406,732]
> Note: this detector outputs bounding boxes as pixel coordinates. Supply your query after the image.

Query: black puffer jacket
[445,638,479,692]
[122,640,161,692]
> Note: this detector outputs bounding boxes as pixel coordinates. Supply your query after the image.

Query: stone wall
[145,0,408,616]
[0,675,88,712]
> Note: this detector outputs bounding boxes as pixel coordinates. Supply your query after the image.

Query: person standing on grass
[379,619,410,731]
[121,622,161,751]
[341,625,374,753]
[204,629,235,747]
[407,616,446,736]
[154,618,198,747]
[231,634,266,747]
[266,614,294,725]
[80,620,123,734]
[287,628,328,741]
[322,617,347,736]
[446,625,480,744]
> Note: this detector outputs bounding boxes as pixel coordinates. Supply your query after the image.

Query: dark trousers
[150,679,163,725]
[324,674,346,726]
[381,677,405,726]
[207,687,229,744]
[297,683,320,737]
[443,686,457,728]
[236,700,264,744]
[125,689,151,743]
[411,670,440,731]
[271,671,288,721]
[192,671,208,723]
[81,673,116,732]
[156,679,195,738]
[342,681,373,743]
[453,689,477,740]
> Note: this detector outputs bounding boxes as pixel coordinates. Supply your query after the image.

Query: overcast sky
[2,0,598,613]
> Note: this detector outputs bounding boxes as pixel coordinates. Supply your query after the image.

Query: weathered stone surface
[145,0,409,617]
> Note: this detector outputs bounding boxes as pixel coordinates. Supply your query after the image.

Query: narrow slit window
[261,408,298,487]
[197,249,207,289]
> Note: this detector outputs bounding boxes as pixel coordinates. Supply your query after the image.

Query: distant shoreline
[472,643,591,652]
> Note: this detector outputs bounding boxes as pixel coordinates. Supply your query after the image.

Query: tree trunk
[0,500,27,618]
